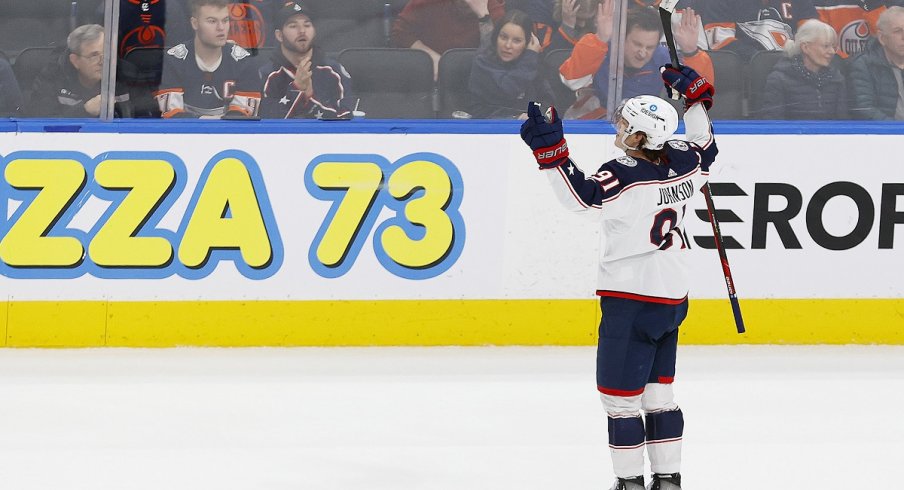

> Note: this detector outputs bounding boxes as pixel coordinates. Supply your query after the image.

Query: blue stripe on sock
[608,416,645,447]
[645,408,684,442]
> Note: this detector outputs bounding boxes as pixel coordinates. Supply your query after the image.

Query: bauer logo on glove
[520,102,570,169]
[660,64,714,110]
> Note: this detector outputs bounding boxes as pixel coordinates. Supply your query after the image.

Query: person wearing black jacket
[258,2,356,119]
[759,19,847,119]
[849,6,904,120]
[26,24,132,118]
[0,57,23,116]
[467,9,555,118]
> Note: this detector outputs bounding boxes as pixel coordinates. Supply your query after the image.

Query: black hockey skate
[609,476,645,490]
[647,472,681,490]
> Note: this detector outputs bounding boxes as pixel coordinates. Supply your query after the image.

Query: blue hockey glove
[520,102,569,169]
[660,64,714,110]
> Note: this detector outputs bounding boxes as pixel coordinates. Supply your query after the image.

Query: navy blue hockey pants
[596,296,689,395]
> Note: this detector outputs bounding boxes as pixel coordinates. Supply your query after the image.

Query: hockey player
[519,63,716,490]
[154,0,262,118]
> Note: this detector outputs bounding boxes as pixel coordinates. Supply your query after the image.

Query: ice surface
[0,346,901,489]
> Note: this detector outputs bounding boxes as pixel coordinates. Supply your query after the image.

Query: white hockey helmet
[614,95,679,150]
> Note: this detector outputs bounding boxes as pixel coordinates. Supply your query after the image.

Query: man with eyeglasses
[26,24,132,117]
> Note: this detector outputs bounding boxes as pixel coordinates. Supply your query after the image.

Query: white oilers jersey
[544,104,718,303]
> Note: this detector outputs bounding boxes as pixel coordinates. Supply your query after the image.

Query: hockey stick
[658,0,745,334]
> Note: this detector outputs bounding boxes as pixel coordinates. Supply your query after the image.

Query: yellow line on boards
[1,299,902,347]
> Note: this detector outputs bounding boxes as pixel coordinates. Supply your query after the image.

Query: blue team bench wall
[2,119,904,135]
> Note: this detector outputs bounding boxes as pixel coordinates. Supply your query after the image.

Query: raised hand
[595,0,614,43]
[520,102,569,168]
[661,63,714,109]
[463,0,490,18]
[561,0,579,29]
[674,8,701,55]
[528,33,541,53]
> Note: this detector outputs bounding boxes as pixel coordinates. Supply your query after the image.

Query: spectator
[697,0,817,61]
[118,0,192,56]
[558,1,714,119]
[467,9,556,118]
[548,0,601,51]
[26,24,133,118]
[154,0,262,118]
[391,0,505,78]
[759,19,847,119]
[82,0,192,57]
[0,57,23,116]
[509,0,601,52]
[258,2,356,119]
[228,0,283,49]
[849,6,904,119]
[814,0,902,58]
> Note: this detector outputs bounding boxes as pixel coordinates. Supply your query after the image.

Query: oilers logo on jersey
[839,20,871,57]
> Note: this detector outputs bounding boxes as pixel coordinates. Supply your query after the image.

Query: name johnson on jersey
[656,180,695,206]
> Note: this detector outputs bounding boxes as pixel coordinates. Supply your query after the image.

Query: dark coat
[258,47,356,119]
[849,37,903,120]
[758,55,847,120]
[25,49,132,118]
[0,57,22,116]
[468,28,555,118]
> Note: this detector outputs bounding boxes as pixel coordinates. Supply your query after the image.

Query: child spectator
[391,0,505,78]
[849,6,904,119]
[558,1,713,119]
[467,9,555,118]
[758,19,847,119]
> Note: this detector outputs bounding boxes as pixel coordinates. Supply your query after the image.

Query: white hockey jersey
[544,104,718,303]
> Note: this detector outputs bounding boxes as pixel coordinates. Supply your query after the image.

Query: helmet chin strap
[616,131,640,151]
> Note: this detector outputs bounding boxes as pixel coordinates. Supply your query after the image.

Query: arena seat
[0,0,71,57]
[706,50,744,119]
[338,48,435,119]
[746,50,783,118]
[437,48,476,118]
[12,46,61,100]
[303,0,390,51]
[543,49,577,110]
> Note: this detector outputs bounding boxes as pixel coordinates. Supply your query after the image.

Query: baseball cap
[275,1,315,29]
